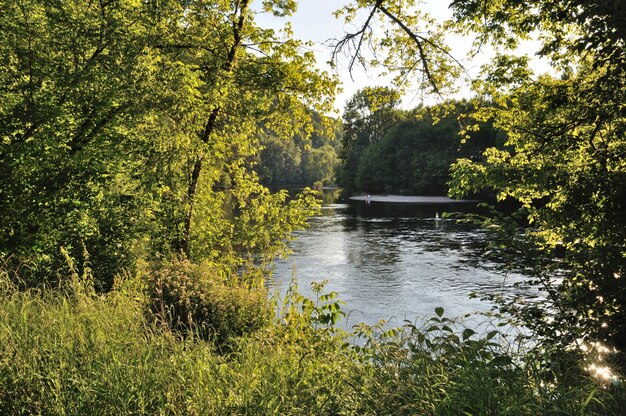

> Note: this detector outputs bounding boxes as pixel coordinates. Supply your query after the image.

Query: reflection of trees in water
[335,201,542,300]
[347,201,460,219]
[342,220,401,269]
[344,201,507,270]
[325,200,545,278]
[319,188,342,205]
[341,201,488,266]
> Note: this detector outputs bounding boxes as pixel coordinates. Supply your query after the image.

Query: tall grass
[0,263,624,415]
[0,266,361,415]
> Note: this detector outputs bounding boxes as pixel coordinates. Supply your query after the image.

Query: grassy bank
[0,264,624,415]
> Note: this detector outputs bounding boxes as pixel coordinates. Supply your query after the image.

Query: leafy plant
[149,258,271,350]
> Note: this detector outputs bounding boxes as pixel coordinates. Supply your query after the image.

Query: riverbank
[349,194,480,204]
[1,270,621,415]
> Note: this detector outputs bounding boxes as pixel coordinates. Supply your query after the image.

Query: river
[272,195,540,330]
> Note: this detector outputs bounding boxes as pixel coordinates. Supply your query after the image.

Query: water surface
[272,199,538,328]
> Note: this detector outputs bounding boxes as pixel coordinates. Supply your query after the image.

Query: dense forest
[1,0,625,414]
[336,89,504,195]
[256,110,342,188]
[0,0,337,286]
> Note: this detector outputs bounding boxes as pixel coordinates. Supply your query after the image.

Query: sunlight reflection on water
[272,200,542,331]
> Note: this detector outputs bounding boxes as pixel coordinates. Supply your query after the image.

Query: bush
[149,258,271,349]
[349,309,626,415]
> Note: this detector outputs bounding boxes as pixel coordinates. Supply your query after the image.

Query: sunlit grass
[0,265,624,415]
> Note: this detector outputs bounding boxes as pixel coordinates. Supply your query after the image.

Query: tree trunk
[180,0,250,256]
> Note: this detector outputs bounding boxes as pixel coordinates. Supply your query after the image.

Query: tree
[0,0,160,284]
[338,86,404,193]
[151,0,337,258]
[451,65,626,351]
[446,1,626,352]
[0,0,336,287]
[303,144,338,185]
[256,133,303,186]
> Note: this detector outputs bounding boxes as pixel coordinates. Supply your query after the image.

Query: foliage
[257,134,304,185]
[1,269,623,415]
[278,279,347,331]
[350,308,625,415]
[449,0,626,74]
[342,99,503,195]
[149,258,271,350]
[333,0,463,94]
[256,112,341,187]
[303,145,338,185]
[0,0,157,286]
[0,266,361,415]
[0,0,335,287]
[447,4,626,355]
[337,86,406,193]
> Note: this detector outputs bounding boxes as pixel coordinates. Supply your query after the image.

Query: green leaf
[485,330,499,341]
[462,328,476,341]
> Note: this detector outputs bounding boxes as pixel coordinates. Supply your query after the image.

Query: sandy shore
[349,194,480,204]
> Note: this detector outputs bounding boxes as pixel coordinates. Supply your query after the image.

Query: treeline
[336,87,504,196]
[256,111,342,187]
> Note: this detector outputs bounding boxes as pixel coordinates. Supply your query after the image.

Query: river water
[272,196,539,329]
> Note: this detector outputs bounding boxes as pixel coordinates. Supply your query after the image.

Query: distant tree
[257,134,303,186]
[255,111,340,187]
[303,144,338,186]
[354,101,502,195]
[310,111,343,151]
[338,86,405,193]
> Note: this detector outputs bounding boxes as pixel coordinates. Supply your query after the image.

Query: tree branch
[333,1,469,93]
[376,4,438,93]
[332,0,383,79]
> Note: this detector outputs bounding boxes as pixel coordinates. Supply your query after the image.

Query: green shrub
[349,308,625,415]
[312,180,324,191]
[149,258,271,349]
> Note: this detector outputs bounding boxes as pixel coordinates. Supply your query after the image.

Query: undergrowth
[0,260,624,415]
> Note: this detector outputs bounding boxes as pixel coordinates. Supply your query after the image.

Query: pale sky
[252,1,550,114]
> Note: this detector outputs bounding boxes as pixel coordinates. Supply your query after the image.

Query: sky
[252,1,551,114]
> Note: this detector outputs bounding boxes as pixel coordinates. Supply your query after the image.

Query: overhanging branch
[332,1,470,94]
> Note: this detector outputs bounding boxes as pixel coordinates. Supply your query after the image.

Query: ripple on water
[272,202,538,329]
